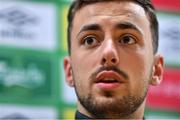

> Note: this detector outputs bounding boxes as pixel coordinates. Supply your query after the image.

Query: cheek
[72,48,100,73]
[71,62,90,96]
[124,51,153,91]
[71,52,98,89]
[130,57,150,79]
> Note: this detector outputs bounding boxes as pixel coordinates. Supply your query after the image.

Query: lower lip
[96,82,121,90]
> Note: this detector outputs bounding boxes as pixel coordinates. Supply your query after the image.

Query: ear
[150,54,164,86]
[64,56,74,87]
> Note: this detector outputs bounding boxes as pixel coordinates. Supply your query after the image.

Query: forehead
[80,1,145,18]
[72,1,149,31]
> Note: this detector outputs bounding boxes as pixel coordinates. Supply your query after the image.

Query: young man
[64,0,164,119]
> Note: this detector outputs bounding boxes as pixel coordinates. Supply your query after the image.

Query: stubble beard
[74,74,149,119]
[73,66,150,119]
[75,85,148,119]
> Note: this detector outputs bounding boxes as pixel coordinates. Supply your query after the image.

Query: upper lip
[95,70,125,83]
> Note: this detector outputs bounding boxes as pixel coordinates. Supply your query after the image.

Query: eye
[119,35,137,45]
[83,36,99,47]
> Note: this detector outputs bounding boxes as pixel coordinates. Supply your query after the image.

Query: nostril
[111,58,116,63]
[102,58,106,64]
[102,58,117,65]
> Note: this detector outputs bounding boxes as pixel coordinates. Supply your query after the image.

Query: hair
[67,0,158,55]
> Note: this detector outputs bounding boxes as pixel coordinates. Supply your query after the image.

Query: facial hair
[73,66,150,119]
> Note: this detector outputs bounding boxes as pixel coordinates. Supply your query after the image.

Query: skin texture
[64,1,164,119]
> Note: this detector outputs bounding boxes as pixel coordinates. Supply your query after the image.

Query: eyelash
[82,35,100,47]
[118,34,137,45]
[80,34,137,47]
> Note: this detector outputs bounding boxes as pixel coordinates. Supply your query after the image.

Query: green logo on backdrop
[0,62,44,89]
[0,54,54,100]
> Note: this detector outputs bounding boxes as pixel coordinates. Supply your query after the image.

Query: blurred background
[0,0,179,119]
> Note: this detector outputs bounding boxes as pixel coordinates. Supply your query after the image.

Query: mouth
[95,71,125,90]
[97,78,119,83]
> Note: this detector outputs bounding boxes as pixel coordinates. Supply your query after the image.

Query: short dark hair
[67,0,158,55]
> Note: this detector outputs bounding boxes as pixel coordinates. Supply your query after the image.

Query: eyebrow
[77,24,101,37]
[115,22,143,36]
[77,22,142,37]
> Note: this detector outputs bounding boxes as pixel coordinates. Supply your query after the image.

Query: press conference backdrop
[0,0,179,119]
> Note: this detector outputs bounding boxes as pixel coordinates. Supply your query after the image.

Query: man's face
[64,1,163,118]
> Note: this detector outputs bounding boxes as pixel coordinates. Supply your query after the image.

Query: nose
[101,40,119,66]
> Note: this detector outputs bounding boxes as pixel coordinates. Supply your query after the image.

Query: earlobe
[150,54,164,86]
[64,56,74,87]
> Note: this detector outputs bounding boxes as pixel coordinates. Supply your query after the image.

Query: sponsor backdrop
[0,0,179,119]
